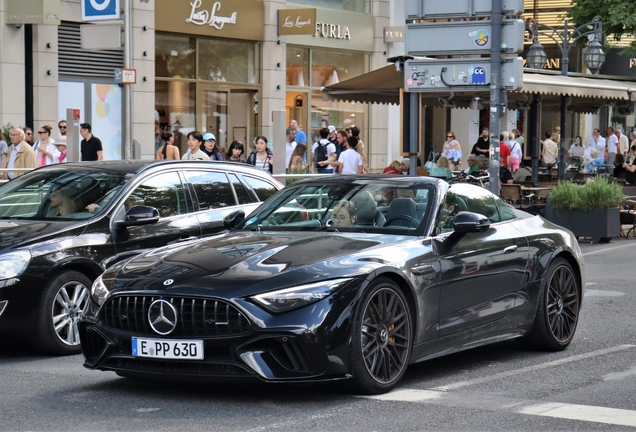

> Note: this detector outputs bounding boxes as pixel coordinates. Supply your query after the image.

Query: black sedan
[0,161,282,355]
[80,176,585,394]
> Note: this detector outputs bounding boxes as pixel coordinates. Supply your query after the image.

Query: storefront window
[310,49,366,87]
[291,0,369,13]
[198,38,259,84]
[287,47,309,86]
[155,33,196,79]
[309,89,366,145]
[155,81,197,155]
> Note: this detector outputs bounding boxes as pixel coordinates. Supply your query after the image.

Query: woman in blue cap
[201,133,224,161]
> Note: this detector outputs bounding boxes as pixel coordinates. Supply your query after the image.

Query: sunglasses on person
[38,131,47,134]
[447,135,454,139]
[59,126,67,129]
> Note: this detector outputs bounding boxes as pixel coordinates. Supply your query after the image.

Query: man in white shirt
[586,128,605,161]
[606,126,618,164]
[616,128,629,156]
[285,128,297,168]
[312,128,337,174]
[337,136,363,174]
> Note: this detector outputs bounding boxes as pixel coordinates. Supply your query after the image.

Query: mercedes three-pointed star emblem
[148,299,178,335]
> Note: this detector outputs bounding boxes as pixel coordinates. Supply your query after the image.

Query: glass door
[200,88,228,151]
[229,90,258,152]
[199,86,258,155]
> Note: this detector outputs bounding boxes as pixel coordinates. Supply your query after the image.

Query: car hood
[108,231,407,297]
[0,219,86,251]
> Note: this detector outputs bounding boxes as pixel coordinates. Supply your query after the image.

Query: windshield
[241,180,434,234]
[0,168,132,220]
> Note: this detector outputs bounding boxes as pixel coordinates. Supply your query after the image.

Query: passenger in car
[47,188,79,217]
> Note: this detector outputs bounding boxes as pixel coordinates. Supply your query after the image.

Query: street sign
[406,0,523,19]
[82,0,120,22]
[405,19,525,56]
[404,57,523,92]
[114,68,136,84]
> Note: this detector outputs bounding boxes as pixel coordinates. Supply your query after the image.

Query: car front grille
[101,296,251,337]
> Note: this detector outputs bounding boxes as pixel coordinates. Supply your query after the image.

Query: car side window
[243,176,278,201]
[185,171,236,210]
[130,172,187,218]
[496,197,518,221]
[228,174,252,205]
[439,185,503,233]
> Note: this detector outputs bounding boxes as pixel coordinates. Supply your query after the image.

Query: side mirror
[436,211,490,255]
[116,205,160,228]
[223,210,245,230]
[453,211,490,233]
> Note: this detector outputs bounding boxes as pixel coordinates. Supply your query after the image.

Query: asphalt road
[2,240,636,431]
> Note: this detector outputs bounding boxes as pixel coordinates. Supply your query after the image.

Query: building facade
[0,0,394,170]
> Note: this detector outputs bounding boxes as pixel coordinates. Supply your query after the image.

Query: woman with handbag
[442,131,462,170]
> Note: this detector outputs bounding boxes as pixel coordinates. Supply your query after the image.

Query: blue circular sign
[474,30,489,47]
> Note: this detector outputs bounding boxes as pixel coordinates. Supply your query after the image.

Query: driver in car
[332,200,357,227]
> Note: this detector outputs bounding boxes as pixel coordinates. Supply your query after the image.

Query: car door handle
[178,236,198,242]
[411,264,436,275]
[503,245,518,254]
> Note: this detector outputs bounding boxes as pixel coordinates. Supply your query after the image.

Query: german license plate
[132,337,204,360]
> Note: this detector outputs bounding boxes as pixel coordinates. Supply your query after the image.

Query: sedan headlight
[0,250,31,280]
[91,275,110,306]
[251,278,352,313]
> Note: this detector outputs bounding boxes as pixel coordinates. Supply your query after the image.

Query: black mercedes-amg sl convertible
[80,176,584,394]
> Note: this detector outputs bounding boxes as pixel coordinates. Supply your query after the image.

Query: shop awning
[322,66,636,114]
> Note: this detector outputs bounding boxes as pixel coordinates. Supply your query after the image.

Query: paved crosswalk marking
[431,344,635,391]
[363,389,636,428]
[518,402,636,428]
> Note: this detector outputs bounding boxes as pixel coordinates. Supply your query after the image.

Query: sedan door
[184,170,260,237]
[436,185,529,336]
[112,171,202,253]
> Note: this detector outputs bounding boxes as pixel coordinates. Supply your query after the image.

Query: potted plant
[544,178,623,242]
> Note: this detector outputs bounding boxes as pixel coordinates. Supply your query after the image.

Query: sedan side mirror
[223,210,245,230]
[453,211,490,233]
[116,205,160,228]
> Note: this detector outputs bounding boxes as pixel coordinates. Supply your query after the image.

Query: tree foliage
[567,0,636,55]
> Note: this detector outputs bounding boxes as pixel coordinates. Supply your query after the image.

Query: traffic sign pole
[488,0,502,195]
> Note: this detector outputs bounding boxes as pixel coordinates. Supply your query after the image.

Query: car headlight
[251,278,352,313]
[0,250,31,280]
[91,275,110,306]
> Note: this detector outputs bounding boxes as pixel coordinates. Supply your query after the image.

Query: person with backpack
[312,127,337,174]
[246,135,273,173]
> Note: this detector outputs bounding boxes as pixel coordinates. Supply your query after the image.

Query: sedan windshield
[242,180,434,234]
[0,168,132,220]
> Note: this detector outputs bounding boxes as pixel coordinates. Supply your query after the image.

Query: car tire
[31,271,92,356]
[523,258,580,351]
[349,277,413,394]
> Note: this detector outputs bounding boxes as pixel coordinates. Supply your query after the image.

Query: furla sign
[284,3,373,51]
[156,0,264,41]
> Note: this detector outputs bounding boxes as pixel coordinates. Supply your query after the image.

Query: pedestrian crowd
[1,120,105,180]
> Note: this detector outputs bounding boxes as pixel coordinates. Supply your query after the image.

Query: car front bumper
[79,282,362,382]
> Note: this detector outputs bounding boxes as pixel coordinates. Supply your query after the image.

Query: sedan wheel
[350,278,412,394]
[32,271,92,355]
[524,258,580,351]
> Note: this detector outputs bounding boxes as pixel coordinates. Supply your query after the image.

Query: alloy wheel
[546,265,579,343]
[360,287,411,384]
[51,281,90,346]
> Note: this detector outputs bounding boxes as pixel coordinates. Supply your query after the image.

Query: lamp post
[526,20,605,181]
